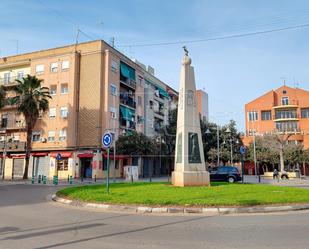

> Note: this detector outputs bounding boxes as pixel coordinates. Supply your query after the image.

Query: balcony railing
[273,114,299,120]
[0,118,26,131]
[0,141,26,151]
[120,78,136,89]
[120,95,136,109]
[0,76,20,86]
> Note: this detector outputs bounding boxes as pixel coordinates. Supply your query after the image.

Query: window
[283,90,287,94]
[261,111,272,120]
[111,60,118,72]
[248,111,258,121]
[110,107,117,119]
[275,109,297,119]
[50,62,58,72]
[48,131,55,142]
[57,158,68,171]
[110,84,117,96]
[60,107,68,118]
[149,100,153,109]
[60,83,68,94]
[138,96,142,106]
[32,132,41,142]
[282,97,289,105]
[4,73,10,84]
[59,129,67,141]
[49,108,56,118]
[50,85,57,95]
[276,121,299,132]
[62,60,69,70]
[17,71,24,80]
[301,108,309,118]
[35,64,44,74]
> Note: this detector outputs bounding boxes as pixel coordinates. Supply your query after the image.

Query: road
[1,184,309,249]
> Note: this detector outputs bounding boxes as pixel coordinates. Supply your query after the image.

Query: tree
[0,85,6,109]
[116,132,156,156]
[11,75,51,179]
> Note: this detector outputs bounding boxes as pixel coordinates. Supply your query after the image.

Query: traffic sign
[56,153,62,160]
[102,132,112,148]
[240,146,246,155]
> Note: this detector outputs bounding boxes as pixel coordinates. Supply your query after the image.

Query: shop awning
[31,152,48,156]
[10,154,26,158]
[77,153,94,158]
[120,106,135,121]
[50,152,72,158]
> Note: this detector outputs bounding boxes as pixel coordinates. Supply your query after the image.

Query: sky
[1,0,309,131]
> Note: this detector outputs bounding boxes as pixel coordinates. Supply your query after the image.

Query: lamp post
[225,128,233,165]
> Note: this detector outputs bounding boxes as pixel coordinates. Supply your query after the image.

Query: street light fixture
[204,127,220,166]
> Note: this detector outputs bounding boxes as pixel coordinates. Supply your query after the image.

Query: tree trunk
[279,144,284,172]
[23,126,32,179]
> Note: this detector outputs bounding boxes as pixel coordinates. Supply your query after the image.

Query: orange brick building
[243,85,309,149]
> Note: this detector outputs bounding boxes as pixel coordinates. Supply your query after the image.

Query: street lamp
[225,128,233,165]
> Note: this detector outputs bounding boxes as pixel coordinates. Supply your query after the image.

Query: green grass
[57,182,309,207]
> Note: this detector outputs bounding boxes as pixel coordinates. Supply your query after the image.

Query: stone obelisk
[172,47,210,187]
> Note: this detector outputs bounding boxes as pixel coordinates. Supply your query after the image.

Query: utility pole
[217,125,220,166]
[1,132,7,179]
[230,138,233,165]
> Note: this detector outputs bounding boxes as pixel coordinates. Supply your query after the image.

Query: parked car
[209,166,242,183]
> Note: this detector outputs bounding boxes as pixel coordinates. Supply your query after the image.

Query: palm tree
[12,75,51,179]
[0,85,6,109]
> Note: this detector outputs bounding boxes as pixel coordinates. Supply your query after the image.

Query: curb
[51,194,309,215]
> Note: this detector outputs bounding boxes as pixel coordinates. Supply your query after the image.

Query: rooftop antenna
[74,28,80,52]
[280,76,286,86]
[110,37,115,47]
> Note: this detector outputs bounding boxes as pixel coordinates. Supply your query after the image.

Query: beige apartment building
[0,40,177,180]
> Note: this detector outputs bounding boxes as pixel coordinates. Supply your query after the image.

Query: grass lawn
[57,182,309,207]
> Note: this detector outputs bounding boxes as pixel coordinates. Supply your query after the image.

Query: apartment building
[0,40,176,180]
[243,85,309,149]
[196,89,209,122]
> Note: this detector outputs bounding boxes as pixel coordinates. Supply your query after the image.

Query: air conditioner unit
[41,138,47,143]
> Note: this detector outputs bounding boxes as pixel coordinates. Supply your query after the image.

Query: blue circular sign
[102,132,112,148]
[240,146,246,155]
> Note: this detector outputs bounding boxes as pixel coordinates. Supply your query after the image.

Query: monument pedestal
[172,171,209,187]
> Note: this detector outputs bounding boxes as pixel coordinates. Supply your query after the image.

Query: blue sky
[1,0,309,131]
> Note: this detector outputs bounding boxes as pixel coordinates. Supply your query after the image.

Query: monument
[172,47,210,187]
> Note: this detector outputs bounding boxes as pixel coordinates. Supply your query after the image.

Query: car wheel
[228,177,235,183]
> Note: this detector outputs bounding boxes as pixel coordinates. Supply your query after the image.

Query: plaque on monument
[188,132,201,163]
[176,133,182,163]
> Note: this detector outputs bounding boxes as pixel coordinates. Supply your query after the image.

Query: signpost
[240,146,246,184]
[102,132,112,194]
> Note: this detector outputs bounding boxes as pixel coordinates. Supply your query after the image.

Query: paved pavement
[1,184,309,248]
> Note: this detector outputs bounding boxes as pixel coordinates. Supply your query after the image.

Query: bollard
[53,175,58,186]
[94,175,97,182]
[43,175,47,185]
[68,175,69,182]
[38,175,41,184]
[69,175,73,185]
[31,175,35,184]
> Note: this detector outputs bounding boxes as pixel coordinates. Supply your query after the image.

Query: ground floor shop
[1,150,135,180]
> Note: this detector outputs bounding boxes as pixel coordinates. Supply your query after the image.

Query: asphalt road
[1,184,309,249]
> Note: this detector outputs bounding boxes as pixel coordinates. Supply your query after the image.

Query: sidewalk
[243,175,309,188]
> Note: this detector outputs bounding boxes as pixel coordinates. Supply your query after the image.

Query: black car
[209,166,242,183]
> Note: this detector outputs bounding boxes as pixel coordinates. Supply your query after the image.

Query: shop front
[50,152,74,180]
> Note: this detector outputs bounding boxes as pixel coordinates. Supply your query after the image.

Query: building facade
[243,85,309,149]
[196,89,209,122]
[0,40,177,180]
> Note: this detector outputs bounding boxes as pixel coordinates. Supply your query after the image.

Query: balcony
[120,78,136,90]
[0,141,26,151]
[0,76,20,87]
[120,93,136,109]
[0,117,26,131]
[119,118,136,130]
[273,100,299,109]
[273,114,300,122]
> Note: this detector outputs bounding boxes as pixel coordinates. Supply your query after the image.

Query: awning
[50,152,72,158]
[31,152,48,157]
[120,61,136,81]
[10,154,26,158]
[77,153,94,158]
[120,106,135,121]
[156,86,170,98]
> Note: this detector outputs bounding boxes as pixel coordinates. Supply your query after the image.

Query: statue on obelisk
[172,47,210,186]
